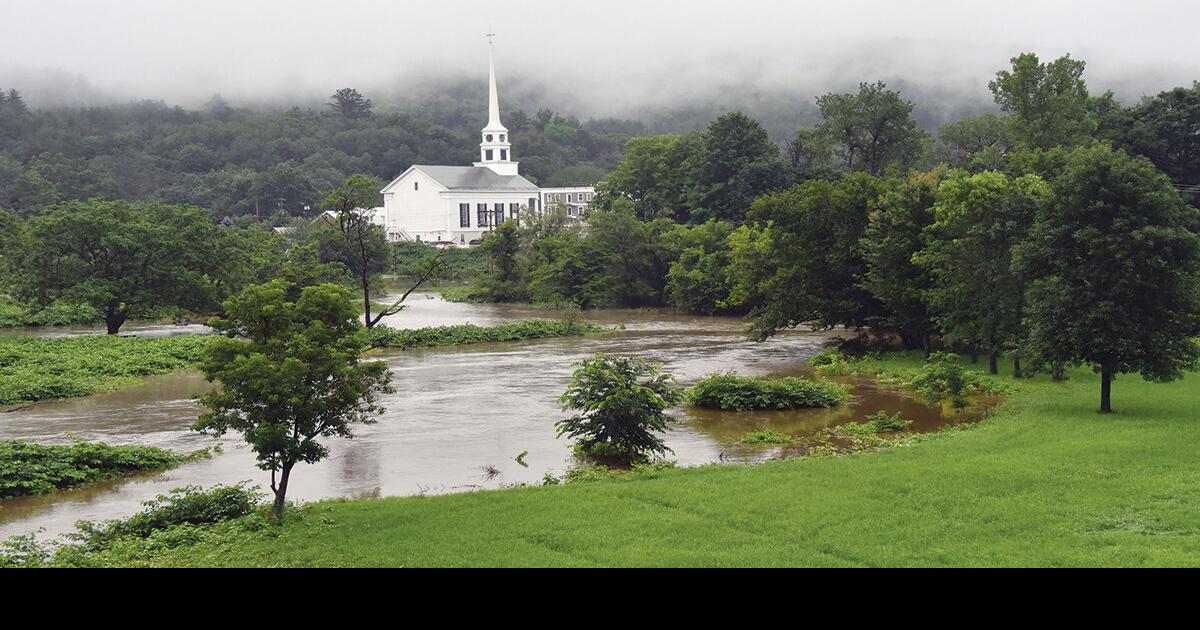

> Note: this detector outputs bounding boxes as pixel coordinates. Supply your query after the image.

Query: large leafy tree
[916,171,1050,374]
[479,219,528,302]
[691,112,791,224]
[195,280,393,515]
[989,53,1095,150]
[1015,145,1200,413]
[729,173,886,340]
[596,134,703,221]
[661,219,740,315]
[1118,82,1200,196]
[812,81,929,175]
[21,200,223,334]
[860,170,942,353]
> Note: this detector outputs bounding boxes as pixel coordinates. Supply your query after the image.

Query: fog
[2,0,1198,115]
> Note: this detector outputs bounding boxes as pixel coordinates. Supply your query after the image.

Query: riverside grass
[0,334,211,405]
[0,319,607,405]
[366,319,607,350]
[26,352,1200,567]
[0,440,189,498]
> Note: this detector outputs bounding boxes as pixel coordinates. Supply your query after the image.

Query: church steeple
[475,34,518,176]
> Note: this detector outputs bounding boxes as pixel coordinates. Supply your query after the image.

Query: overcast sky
[2,0,1198,112]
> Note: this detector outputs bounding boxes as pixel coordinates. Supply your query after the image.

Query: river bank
[13,353,1199,567]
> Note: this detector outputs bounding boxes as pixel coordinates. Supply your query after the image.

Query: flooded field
[0,296,993,538]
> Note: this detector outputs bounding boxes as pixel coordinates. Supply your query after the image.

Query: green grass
[0,334,212,405]
[25,352,1200,567]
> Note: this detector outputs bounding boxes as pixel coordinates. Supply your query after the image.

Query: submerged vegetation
[366,319,608,350]
[0,440,199,499]
[686,372,849,411]
[0,334,211,405]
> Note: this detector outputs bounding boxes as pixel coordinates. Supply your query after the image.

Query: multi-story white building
[379,42,595,246]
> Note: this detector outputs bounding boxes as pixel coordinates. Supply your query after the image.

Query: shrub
[910,352,974,410]
[0,440,186,498]
[76,483,265,544]
[557,354,681,464]
[686,372,849,411]
[864,410,912,432]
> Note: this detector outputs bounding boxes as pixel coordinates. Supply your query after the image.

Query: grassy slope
[136,355,1200,567]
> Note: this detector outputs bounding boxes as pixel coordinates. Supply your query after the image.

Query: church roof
[411,165,539,191]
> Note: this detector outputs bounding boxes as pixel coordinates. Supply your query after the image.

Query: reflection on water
[0,296,993,538]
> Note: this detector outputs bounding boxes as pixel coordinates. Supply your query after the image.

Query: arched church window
[486,134,493,142]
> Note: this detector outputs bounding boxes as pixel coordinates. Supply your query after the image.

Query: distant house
[379,41,595,247]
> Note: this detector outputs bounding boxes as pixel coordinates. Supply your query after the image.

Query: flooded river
[0,296,988,538]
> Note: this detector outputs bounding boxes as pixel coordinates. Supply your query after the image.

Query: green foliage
[731,173,886,339]
[557,355,681,464]
[1115,82,1200,195]
[989,53,1096,149]
[691,112,792,224]
[366,319,606,350]
[810,81,931,175]
[0,295,101,327]
[915,170,1050,368]
[660,219,742,314]
[78,483,265,543]
[19,200,230,334]
[195,280,393,515]
[0,334,211,405]
[860,170,941,349]
[597,134,704,221]
[909,352,976,410]
[686,372,849,411]
[936,113,1014,171]
[0,440,185,498]
[740,430,800,444]
[480,220,529,302]
[392,241,486,280]
[863,410,912,432]
[1014,144,1200,412]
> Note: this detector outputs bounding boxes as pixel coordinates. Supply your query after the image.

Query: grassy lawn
[68,354,1200,567]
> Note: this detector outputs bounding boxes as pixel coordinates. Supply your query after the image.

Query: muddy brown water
[0,295,995,538]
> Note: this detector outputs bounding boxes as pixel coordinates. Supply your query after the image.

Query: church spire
[476,33,517,176]
[486,34,503,130]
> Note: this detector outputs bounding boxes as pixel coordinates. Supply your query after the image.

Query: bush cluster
[686,372,849,411]
[0,440,185,498]
[366,319,605,350]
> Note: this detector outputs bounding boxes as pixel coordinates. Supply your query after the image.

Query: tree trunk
[970,350,979,364]
[361,273,374,329]
[1100,366,1114,414]
[104,303,126,335]
[988,350,998,375]
[922,335,932,360]
[1013,353,1023,379]
[272,463,294,517]
[1051,362,1065,382]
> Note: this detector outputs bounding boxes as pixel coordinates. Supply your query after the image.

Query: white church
[378,41,595,246]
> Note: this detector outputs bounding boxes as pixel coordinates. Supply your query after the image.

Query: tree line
[472,52,1200,413]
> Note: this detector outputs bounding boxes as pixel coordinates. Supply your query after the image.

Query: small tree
[194,280,393,516]
[556,355,681,464]
[318,174,445,328]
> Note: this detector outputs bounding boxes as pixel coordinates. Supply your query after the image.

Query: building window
[500,134,506,142]
[509,202,520,226]
[416,234,422,242]
[414,181,419,191]
[486,134,493,142]
[460,203,470,228]
[500,149,508,161]
[478,203,488,227]
[485,149,494,161]
[528,197,537,214]
[494,203,505,223]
